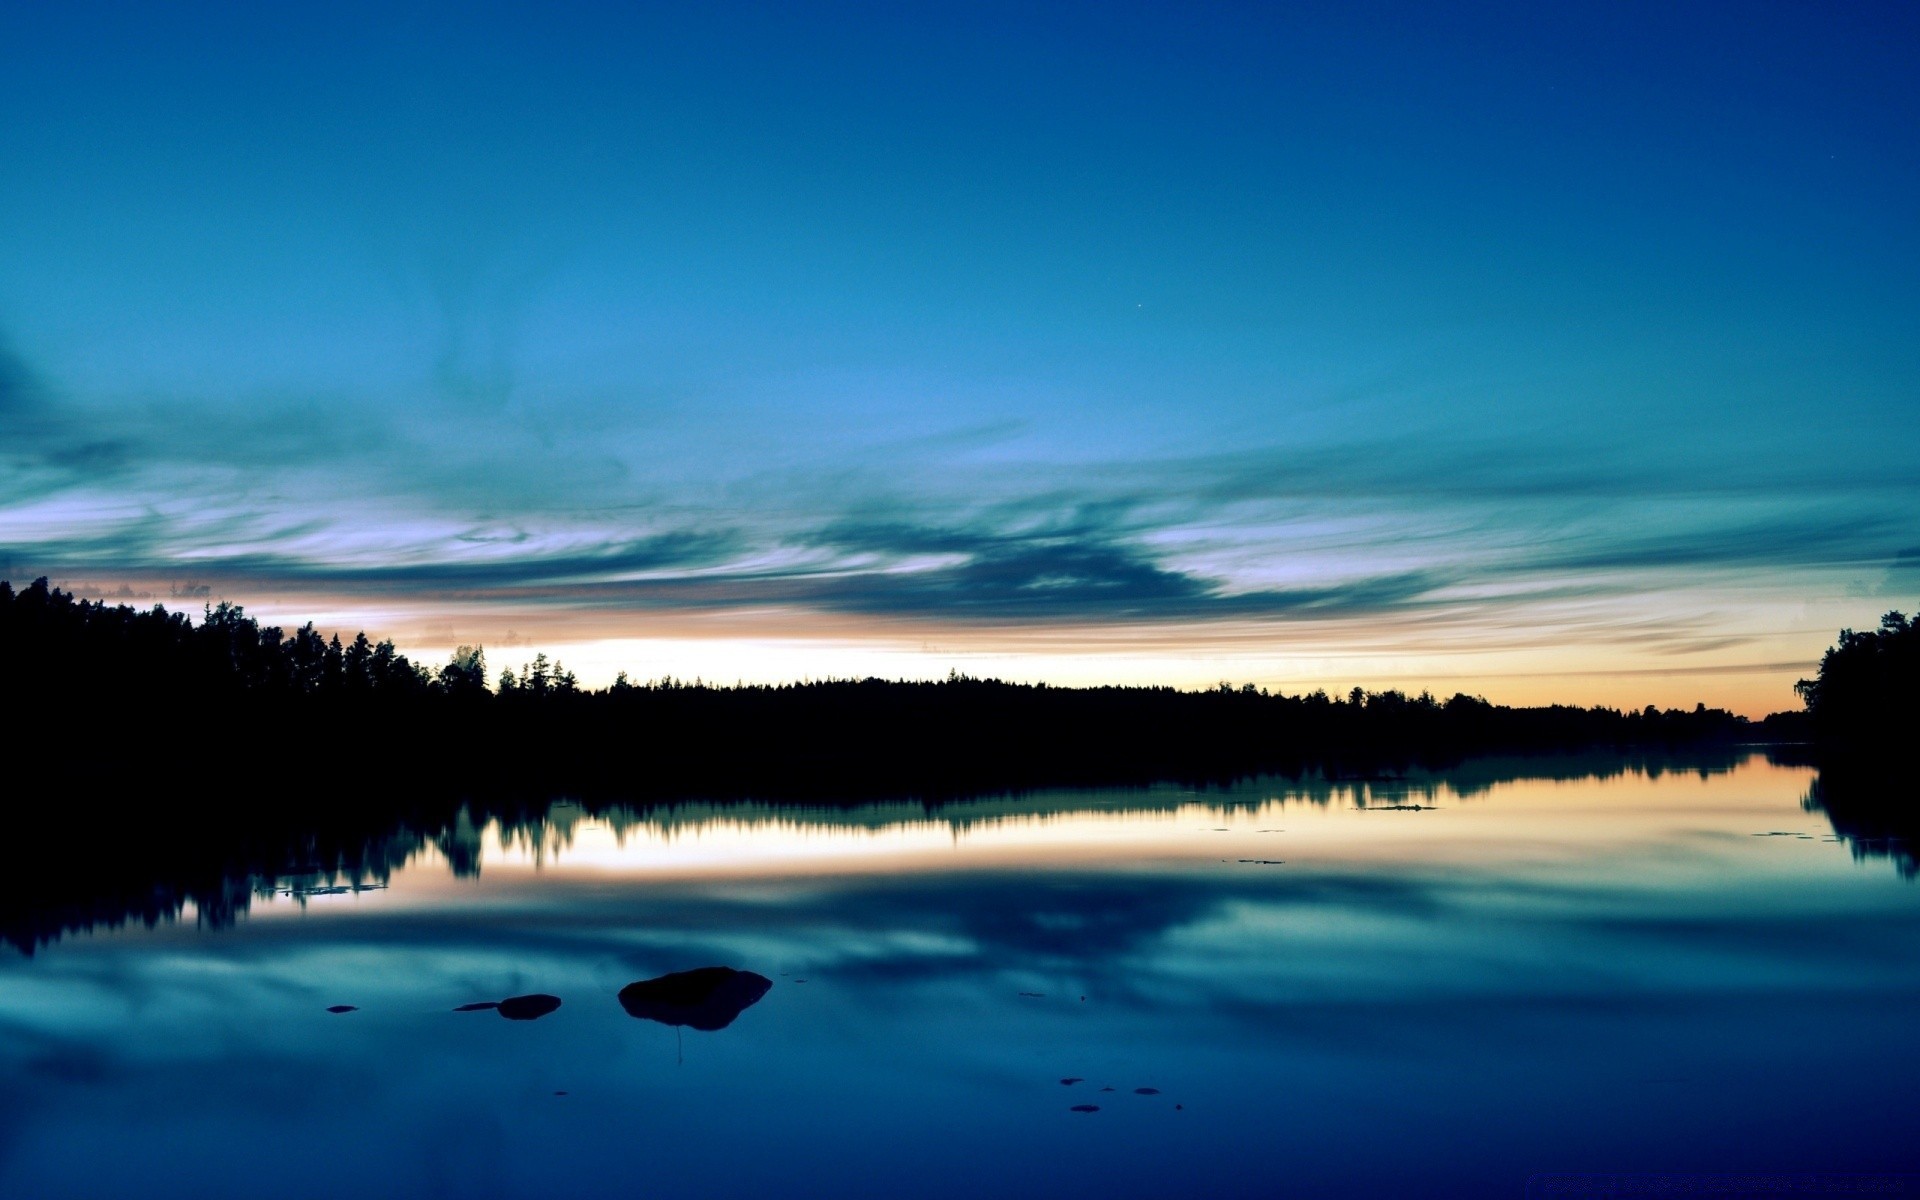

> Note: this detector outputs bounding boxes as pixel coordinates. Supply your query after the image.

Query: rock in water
[618,967,773,1031]
[325,1005,358,1014]
[496,994,562,1021]
[453,1002,500,1012]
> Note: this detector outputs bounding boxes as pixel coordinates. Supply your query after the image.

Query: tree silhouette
[1795,608,1918,749]
[439,645,488,697]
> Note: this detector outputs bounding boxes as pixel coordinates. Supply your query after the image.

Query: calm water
[4,754,1917,1198]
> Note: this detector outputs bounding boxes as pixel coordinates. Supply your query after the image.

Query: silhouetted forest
[1788,608,1920,878]
[2,577,1760,801]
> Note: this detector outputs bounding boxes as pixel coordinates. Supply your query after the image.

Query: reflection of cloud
[23,851,1913,1031]
[8,865,1441,998]
[22,1040,117,1086]
[13,754,1755,958]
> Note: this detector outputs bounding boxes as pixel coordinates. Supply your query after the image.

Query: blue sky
[2,1,1916,711]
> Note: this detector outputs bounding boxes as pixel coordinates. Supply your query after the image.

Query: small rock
[1134,1087,1160,1095]
[1060,1077,1084,1086]
[619,967,773,1031]
[325,1005,358,1014]
[497,994,562,1021]
[1070,1105,1100,1113]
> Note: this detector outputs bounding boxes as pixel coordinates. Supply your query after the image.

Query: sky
[2,1,1917,714]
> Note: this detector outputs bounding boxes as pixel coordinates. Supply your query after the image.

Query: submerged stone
[325,1005,358,1014]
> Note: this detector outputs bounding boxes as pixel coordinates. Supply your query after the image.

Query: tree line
[2,576,1768,798]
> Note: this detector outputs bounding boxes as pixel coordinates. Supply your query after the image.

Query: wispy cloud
[3,328,1916,664]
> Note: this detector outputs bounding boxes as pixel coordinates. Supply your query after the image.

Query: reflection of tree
[434,807,487,879]
[1803,760,1919,879]
[0,750,1768,956]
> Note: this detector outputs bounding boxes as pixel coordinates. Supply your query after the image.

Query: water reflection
[11,747,1839,957]
[1801,758,1920,877]
[2,751,1917,1198]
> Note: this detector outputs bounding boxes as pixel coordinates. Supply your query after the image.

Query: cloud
[0,342,397,507]
[0,340,41,416]
[1874,547,1920,599]
[785,515,1446,620]
[1509,513,1899,574]
[4,323,1918,645]
[1179,433,1920,508]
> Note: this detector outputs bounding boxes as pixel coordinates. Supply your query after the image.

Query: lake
[3,751,1917,1198]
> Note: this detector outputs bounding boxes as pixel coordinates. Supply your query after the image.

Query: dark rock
[453,1002,500,1012]
[1134,1087,1160,1095]
[618,966,772,1032]
[496,994,562,1021]
[1070,1105,1100,1113]
[325,1005,357,1013]
[1060,1077,1084,1086]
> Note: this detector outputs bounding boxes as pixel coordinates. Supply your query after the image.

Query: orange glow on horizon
[37,571,1854,718]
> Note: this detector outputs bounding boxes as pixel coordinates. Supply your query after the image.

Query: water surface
[3,753,1916,1197]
